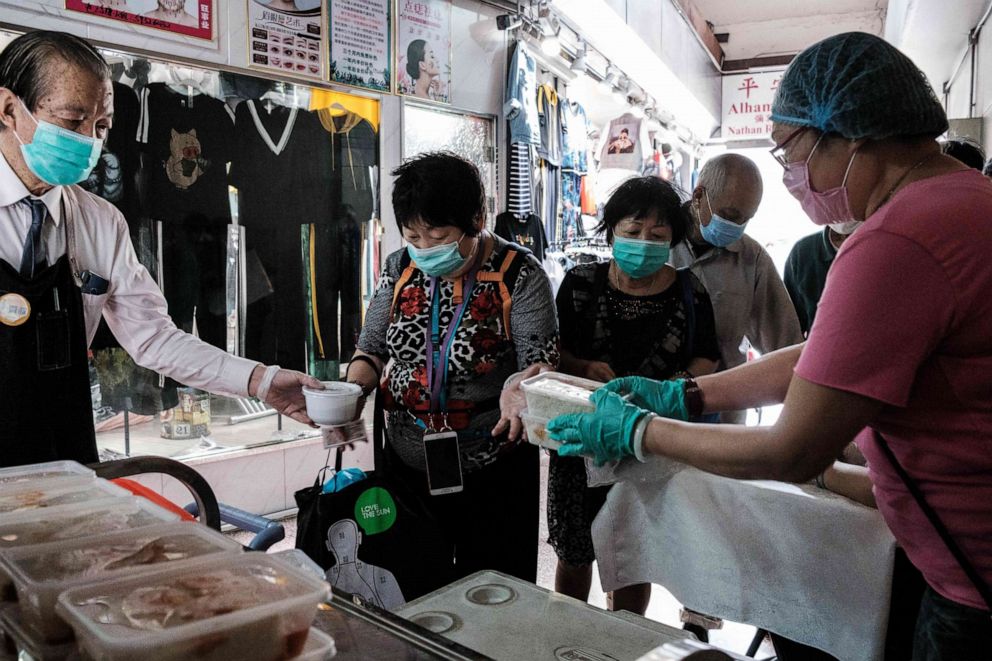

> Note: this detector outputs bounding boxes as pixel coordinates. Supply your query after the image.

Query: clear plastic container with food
[0,497,179,551]
[521,410,561,450]
[0,460,95,489]
[0,522,242,641]
[519,372,601,419]
[0,478,129,517]
[56,552,331,661]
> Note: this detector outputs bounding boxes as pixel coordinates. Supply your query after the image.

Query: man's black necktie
[19,197,48,278]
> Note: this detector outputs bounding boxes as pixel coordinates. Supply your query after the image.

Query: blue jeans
[913,586,992,661]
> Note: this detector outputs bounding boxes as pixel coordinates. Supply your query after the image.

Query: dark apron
[0,254,98,468]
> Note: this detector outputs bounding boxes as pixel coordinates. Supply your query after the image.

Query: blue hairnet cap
[771,32,948,140]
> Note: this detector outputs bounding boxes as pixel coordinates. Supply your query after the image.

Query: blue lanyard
[424,257,481,417]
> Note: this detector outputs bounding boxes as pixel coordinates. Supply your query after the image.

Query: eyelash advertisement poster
[247,0,325,81]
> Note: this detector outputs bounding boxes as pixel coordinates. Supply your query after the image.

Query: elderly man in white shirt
[0,30,320,467]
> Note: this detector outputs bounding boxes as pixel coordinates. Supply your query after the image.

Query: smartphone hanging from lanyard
[421,249,483,496]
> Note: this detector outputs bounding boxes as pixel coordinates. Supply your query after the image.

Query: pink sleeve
[795,230,954,407]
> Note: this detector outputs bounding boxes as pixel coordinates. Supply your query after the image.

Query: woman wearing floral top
[339,152,559,597]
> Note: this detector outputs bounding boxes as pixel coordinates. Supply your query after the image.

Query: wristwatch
[682,378,704,418]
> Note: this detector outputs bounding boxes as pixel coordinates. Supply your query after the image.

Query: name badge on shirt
[0,293,31,327]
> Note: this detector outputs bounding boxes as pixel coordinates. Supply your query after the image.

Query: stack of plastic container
[519,372,601,450]
[0,461,333,661]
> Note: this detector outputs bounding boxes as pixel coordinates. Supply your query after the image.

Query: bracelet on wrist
[682,377,704,418]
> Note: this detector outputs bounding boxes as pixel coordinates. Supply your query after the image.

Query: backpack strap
[477,248,521,339]
[389,251,419,323]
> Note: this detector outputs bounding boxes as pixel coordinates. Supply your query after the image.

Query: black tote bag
[295,392,453,608]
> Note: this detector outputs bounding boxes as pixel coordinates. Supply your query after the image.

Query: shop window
[401,101,497,223]
[0,30,380,461]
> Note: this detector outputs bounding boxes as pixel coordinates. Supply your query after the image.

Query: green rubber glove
[548,389,649,466]
[599,377,690,421]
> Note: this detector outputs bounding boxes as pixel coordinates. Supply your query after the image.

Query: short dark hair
[596,176,689,246]
[0,31,110,122]
[392,152,485,236]
[406,39,426,80]
[941,138,986,171]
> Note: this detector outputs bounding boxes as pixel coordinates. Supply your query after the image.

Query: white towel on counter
[589,456,896,661]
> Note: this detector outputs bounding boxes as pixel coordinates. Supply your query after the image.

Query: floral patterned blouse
[358,233,560,471]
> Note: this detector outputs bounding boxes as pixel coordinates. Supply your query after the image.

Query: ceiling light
[571,42,587,73]
[600,65,619,92]
[612,76,629,104]
[496,14,522,31]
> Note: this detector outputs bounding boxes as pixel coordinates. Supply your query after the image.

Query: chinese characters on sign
[396,0,451,103]
[247,0,325,81]
[330,0,391,92]
[65,1,214,41]
[721,71,784,140]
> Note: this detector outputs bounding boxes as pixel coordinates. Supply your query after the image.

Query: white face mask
[829,220,863,235]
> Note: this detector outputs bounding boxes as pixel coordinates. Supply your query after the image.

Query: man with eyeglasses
[671,153,802,424]
[0,30,322,468]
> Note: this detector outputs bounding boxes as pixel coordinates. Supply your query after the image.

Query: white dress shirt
[0,151,259,398]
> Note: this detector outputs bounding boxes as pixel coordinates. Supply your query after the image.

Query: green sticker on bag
[354,487,397,535]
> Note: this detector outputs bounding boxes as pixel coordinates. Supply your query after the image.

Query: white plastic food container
[303,381,362,427]
[0,478,129,517]
[0,460,95,489]
[0,521,242,641]
[520,372,600,419]
[56,552,331,661]
[0,497,179,551]
[521,410,562,450]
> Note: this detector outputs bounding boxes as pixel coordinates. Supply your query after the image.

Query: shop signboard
[396,0,451,104]
[65,0,214,41]
[329,0,391,92]
[247,0,325,81]
[721,71,784,141]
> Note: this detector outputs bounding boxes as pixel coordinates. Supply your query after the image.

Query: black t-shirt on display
[230,103,336,371]
[140,83,235,225]
[494,212,548,262]
[81,81,142,223]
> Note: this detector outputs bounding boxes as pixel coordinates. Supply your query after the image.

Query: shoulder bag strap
[873,429,992,612]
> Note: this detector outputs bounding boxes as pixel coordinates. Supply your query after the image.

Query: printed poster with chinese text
[330,0,391,92]
[65,1,214,41]
[248,0,325,81]
[396,0,451,104]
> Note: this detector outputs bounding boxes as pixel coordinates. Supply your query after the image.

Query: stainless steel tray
[395,571,692,661]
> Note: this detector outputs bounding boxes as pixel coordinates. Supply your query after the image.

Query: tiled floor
[228,449,776,659]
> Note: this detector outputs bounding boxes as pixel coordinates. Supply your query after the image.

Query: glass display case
[0,29,381,462]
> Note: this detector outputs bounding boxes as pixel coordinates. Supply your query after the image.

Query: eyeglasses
[770,126,809,168]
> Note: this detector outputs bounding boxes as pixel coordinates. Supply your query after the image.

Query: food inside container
[0,497,178,550]
[520,372,601,419]
[521,410,561,451]
[56,553,330,661]
[0,522,241,641]
[0,478,129,516]
[0,460,95,489]
[302,381,362,427]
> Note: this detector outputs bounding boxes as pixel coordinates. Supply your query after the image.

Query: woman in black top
[549,176,720,613]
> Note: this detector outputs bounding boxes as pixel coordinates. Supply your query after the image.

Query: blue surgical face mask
[700,190,747,248]
[407,233,469,277]
[612,236,670,279]
[13,99,103,186]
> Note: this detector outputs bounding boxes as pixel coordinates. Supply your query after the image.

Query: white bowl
[302,381,362,427]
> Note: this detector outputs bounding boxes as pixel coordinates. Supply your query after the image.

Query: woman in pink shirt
[548,32,992,660]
